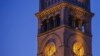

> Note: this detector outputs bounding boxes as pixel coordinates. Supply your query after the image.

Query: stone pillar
[61,7,69,26]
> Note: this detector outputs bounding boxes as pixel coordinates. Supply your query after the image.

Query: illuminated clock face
[73,42,84,56]
[45,42,56,56]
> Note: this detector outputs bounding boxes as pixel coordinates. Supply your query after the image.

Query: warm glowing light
[73,42,84,56]
[45,42,56,56]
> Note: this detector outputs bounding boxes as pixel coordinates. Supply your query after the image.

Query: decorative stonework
[36,2,93,19]
[37,0,93,56]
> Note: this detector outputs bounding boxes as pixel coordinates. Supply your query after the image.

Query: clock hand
[78,47,81,51]
[78,45,83,51]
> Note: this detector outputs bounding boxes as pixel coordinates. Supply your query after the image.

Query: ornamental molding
[36,2,93,19]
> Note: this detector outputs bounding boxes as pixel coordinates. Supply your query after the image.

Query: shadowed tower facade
[36,0,94,56]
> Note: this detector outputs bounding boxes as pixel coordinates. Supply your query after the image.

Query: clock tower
[36,0,94,56]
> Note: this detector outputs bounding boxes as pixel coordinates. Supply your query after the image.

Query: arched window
[75,19,80,29]
[75,19,83,30]
[68,15,74,27]
[82,21,85,32]
[42,19,48,32]
[48,17,54,30]
[55,14,60,27]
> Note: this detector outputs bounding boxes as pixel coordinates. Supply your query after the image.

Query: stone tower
[36,0,94,56]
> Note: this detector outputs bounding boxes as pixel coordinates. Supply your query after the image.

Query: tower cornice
[36,2,94,19]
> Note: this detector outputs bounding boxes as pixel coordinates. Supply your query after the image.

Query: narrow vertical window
[82,21,85,32]
[75,19,79,29]
[42,19,47,32]
[75,19,82,30]
[48,17,54,30]
[55,14,60,27]
[68,15,74,27]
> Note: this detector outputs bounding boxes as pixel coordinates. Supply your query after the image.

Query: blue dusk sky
[0,0,100,56]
